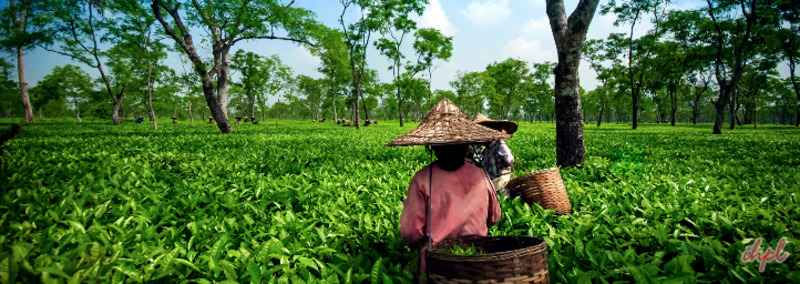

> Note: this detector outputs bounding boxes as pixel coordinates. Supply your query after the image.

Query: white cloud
[462,0,511,27]
[503,36,557,63]
[522,18,551,35]
[418,0,457,36]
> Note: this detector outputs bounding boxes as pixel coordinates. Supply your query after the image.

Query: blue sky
[21,0,692,92]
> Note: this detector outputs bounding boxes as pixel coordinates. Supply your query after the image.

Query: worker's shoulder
[410,162,484,179]
[461,163,490,181]
[460,161,483,173]
[410,163,435,180]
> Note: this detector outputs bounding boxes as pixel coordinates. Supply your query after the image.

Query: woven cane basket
[427,236,549,284]
[507,168,572,214]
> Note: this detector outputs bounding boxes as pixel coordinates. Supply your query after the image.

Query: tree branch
[567,0,600,37]
[40,45,95,67]
[231,33,316,47]
[152,0,209,76]
[545,0,567,44]
[228,0,251,44]
[191,0,219,42]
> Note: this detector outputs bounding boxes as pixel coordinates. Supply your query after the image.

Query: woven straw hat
[473,113,518,134]
[388,99,510,146]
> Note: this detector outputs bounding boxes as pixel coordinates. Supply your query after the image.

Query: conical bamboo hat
[473,113,518,134]
[387,99,510,146]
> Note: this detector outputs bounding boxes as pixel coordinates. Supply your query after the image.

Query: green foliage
[408,28,453,81]
[28,65,94,118]
[0,0,52,51]
[450,71,494,118]
[484,58,532,120]
[0,60,20,117]
[231,51,293,118]
[446,244,485,257]
[1,121,798,282]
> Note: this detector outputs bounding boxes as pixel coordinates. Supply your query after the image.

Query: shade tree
[151,0,320,133]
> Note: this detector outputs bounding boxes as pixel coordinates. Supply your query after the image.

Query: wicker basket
[507,168,572,214]
[427,236,549,284]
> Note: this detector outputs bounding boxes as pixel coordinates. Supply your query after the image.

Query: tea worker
[472,114,518,192]
[388,99,506,281]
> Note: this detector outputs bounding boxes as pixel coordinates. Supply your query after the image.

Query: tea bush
[1,120,798,283]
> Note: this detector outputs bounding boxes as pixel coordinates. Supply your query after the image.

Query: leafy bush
[0,120,798,283]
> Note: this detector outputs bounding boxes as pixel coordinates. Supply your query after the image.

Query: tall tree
[704,0,759,134]
[29,65,93,120]
[545,0,600,167]
[0,0,49,123]
[151,0,319,133]
[582,39,614,126]
[602,0,659,129]
[688,68,713,125]
[524,62,556,122]
[297,75,325,121]
[451,71,493,117]
[110,0,167,129]
[338,0,385,128]
[484,58,530,120]
[47,0,128,123]
[408,28,452,101]
[310,29,350,122]
[176,71,201,122]
[777,0,800,126]
[375,0,425,126]
[231,51,282,120]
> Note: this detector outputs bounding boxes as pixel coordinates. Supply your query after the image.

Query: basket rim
[524,167,560,176]
[428,236,547,262]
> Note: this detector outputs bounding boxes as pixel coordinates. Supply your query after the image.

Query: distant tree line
[0,0,797,136]
[581,0,800,131]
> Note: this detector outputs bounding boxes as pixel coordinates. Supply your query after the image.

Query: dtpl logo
[740,238,790,272]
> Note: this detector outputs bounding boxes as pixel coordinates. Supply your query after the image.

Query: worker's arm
[400,175,427,245]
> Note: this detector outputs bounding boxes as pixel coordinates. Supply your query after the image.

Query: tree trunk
[596,102,604,127]
[202,74,231,132]
[13,52,30,117]
[554,61,585,167]
[111,93,125,124]
[151,1,230,133]
[332,94,338,122]
[188,99,193,122]
[628,11,640,130]
[16,46,33,123]
[789,56,799,127]
[753,89,758,128]
[12,0,33,123]
[546,0,598,168]
[729,86,737,130]
[350,73,361,128]
[216,48,231,119]
[669,83,677,126]
[145,64,158,129]
[250,93,256,119]
[73,98,81,122]
[394,59,405,127]
[692,94,700,125]
[398,97,404,126]
[712,84,730,134]
[360,89,370,123]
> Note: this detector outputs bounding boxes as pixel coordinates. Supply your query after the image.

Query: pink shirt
[399,162,502,247]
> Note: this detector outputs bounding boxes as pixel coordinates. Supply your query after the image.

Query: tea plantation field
[1,120,798,283]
